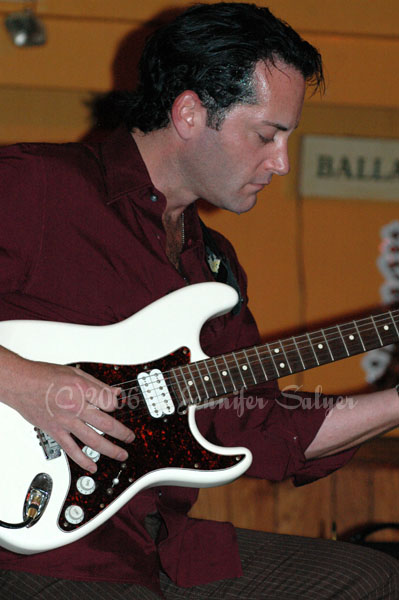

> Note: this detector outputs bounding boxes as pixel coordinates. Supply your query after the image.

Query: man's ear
[170,91,207,139]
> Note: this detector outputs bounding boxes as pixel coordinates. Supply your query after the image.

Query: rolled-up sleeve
[196,383,358,486]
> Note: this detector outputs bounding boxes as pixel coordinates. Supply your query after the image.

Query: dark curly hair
[103,3,324,132]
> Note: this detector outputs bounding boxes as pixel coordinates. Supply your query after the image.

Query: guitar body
[0,282,252,555]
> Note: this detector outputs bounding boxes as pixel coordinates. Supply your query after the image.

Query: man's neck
[131,128,195,224]
[132,129,189,268]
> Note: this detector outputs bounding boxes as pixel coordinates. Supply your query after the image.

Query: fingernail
[126,432,135,443]
[117,450,129,461]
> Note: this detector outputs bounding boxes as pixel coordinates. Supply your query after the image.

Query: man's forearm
[305,388,399,459]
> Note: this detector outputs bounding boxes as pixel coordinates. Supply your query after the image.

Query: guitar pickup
[138,369,175,419]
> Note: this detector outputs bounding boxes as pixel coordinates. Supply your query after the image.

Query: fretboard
[170,308,399,407]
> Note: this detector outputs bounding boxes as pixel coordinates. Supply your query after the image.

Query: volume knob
[64,505,84,525]
[82,446,100,462]
[76,476,96,495]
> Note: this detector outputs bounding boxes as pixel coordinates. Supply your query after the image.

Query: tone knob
[82,446,100,462]
[76,476,96,495]
[64,505,84,525]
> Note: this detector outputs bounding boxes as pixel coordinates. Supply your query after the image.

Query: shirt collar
[91,126,204,247]
[93,126,155,204]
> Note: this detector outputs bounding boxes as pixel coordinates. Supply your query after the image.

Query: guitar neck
[172,308,399,407]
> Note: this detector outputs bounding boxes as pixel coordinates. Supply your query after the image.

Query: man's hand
[0,347,135,473]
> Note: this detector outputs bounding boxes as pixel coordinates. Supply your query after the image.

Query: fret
[356,317,382,350]
[270,338,300,373]
[353,321,366,352]
[307,330,334,366]
[177,365,197,405]
[185,364,202,401]
[371,316,383,346]
[278,340,293,374]
[338,321,365,356]
[294,334,318,370]
[170,369,188,408]
[337,326,350,356]
[256,345,279,380]
[264,344,279,378]
[323,326,347,361]
[371,314,399,347]
[211,357,228,394]
[306,333,319,366]
[390,311,399,338]
[198,360,220,397]
[292,336,306,371]
[238,348,258,386]
[192,362,213,400]
[321,329,335,360]
[254,346,269,382]
[221,355,239,391]
[267,342,291,377]
[283,336,313,372]
[231,352,247,388]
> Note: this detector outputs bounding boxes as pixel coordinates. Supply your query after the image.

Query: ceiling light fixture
[5,9,46,47]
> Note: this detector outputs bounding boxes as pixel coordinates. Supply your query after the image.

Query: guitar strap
[199,218,243,315]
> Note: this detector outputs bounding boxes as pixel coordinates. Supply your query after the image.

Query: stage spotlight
[5,10,46,47]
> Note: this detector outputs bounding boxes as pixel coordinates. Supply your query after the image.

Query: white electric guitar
[0,281,398,555]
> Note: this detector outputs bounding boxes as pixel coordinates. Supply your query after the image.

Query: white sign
[300,135,399,201]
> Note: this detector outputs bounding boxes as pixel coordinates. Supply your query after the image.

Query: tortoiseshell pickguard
[59,347,245,532]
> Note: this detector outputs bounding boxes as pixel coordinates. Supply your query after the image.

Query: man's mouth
[250,180,270,190]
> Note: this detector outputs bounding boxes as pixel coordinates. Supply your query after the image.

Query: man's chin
[223,195,257,215]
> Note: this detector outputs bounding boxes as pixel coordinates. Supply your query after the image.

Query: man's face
[183,61,306,214]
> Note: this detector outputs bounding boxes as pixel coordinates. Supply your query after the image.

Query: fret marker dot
[242,365,248,371]
[384,325,389,331]
[274,348,280,354]
[204,376,209,381]
[279,362,285,369]
[188,381,193,386]
[349,335,355,341]
[222,371,227,377]
[318,344,324,350]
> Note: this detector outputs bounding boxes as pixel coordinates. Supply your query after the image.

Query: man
[0,3,399,598]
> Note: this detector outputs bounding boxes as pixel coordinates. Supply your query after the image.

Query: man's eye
[258,134,274,145]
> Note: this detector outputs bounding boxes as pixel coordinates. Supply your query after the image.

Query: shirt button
[150,193,158,202]
[158,491,162,497]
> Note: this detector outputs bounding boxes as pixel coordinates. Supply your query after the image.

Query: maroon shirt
[0,128,356,593]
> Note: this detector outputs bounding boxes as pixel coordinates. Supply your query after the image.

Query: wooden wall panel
[1,2,399,110]
[0,87,91,144]
[191,443,399,543]
[333,465,374,537]
[373,467,399,541]
[0,18,147,92]
[191,477,276,532]
[15,0,399,38]
[274,476,332,538]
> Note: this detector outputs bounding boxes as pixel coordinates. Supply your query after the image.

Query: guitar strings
[98,310,399,420]
[107,309,399,393]
[107,310,399,395]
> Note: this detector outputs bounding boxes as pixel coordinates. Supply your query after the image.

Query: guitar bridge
[34,427,61,460]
